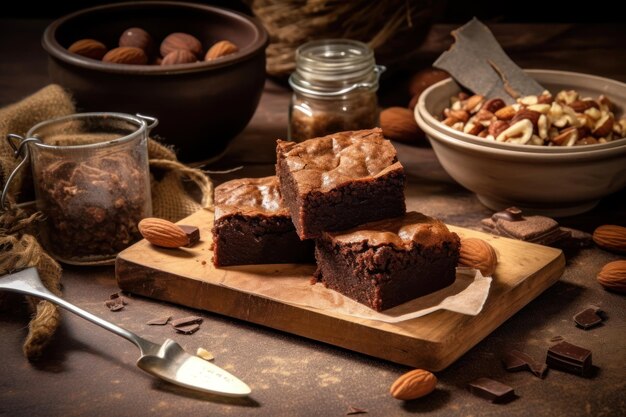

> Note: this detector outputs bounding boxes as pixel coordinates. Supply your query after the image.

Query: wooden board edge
[429,250,566,371]
[115,256,448,370]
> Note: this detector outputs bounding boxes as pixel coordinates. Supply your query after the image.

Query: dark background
[2,0,621,22]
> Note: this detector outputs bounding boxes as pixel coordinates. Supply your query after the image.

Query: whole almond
[161,49,198,65]
[161,32,203,57]
[138,218,190,248]
[591,114,614,138]
[592,224,626,253]
[119,27,154,53]
[205,40,239,60]
[459,238,498,276]
[408,68,449,97]
[390,369,437,400]
[597,260,626,294]
[102,46,148,65]
[68,39,107,60]
[463,95,484,112]
[380,107,424,144]
[481,98,506,113]
[511,109,541,129]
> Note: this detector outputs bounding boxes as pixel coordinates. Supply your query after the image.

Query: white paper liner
[218,266,491,324]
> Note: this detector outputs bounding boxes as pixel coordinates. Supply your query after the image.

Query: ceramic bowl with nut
[42,1,268,162]
[414,69,626,216]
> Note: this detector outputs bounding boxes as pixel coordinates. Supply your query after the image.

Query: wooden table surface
[1,19,625,417]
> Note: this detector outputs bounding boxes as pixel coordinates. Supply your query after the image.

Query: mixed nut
[440,90,626,146]
[68,28,238,66]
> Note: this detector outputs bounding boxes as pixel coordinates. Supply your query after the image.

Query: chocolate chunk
[546,341,593,377]
[109,292,128,305]
[147,316,171,326]
[105,298,125,311]
[174,323,200,334]
[492,207,523,222]
[503,350,547,378]
[434,18,544,103]
[171,316,203,328]
[573,306,605,330]
[179,225,200,247]
[468,377,516,403]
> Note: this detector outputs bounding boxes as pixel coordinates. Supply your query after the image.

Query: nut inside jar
[440,90,626,146]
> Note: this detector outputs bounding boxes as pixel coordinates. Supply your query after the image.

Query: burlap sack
[0,84,214,360]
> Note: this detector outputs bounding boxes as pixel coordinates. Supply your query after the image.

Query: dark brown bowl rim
[42,1,269,74]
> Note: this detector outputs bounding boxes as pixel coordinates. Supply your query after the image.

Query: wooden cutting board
[115,209,564,371]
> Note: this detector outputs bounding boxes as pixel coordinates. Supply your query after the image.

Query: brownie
[314,211,460,311]
[276,128,406,240]
[212,176,314,267]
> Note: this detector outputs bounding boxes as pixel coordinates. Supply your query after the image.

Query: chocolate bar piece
[503,350,547,378]
[546,341,593,377]
[178,225,200,247]
[573,306,605,330]
[481,207,570,246]
[467,378,516,403]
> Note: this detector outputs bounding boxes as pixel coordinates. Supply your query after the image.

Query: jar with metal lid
[2,113,156,265]
[288,39,385,141]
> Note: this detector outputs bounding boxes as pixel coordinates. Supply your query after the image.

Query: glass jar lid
[289,39,385,98]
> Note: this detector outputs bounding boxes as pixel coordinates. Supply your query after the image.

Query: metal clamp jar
[288,39,385,141]
[2,113,156,265]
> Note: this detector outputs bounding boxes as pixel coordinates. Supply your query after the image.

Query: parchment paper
[217,267,491,324]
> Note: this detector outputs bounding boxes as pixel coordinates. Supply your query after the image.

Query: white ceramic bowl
[417,69,626,154]
[414,69,626,216]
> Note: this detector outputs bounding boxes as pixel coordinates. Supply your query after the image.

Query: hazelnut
[119,27,154,54]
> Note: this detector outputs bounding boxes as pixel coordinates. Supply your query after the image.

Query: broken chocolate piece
[546,341,593,377]
[560,227,593,248]
[171,316,203,328]
[174,323,200,334]
[179,225,200,247]
[481,208,570,246]
[434,18,544,103]
[468,377,516,403]
[147,316,172,326]
[109,292,128,305]
[503,350,547,378]
[105,298,125,312]
[574,306,605,330]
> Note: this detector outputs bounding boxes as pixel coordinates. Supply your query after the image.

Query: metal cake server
[0,267,251,397]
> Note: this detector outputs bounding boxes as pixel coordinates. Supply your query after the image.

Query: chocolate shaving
[574,306,605,330]
[147,316,172,326]
[346,406,368,415]
[503,350,547,378]
[434,18,544,103]
[171,316,203,328]
[174,323,200,335]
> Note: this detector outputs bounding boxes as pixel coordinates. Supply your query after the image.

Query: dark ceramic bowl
[42,1,268,163]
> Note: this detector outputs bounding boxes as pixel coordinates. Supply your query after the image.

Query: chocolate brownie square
[315,211,460,311]
[212,176,314,267]
[276,128,406,239]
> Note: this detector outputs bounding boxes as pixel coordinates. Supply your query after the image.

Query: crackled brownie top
[276,128,403,193]
[323,211,458,250]
[214,176,288,219]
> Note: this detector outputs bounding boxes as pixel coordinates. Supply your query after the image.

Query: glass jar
[3,113,155,264]
[288,39,385,141]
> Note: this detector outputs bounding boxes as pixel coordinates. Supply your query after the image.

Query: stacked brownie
[212,128,460,311]
[212,176,314,266]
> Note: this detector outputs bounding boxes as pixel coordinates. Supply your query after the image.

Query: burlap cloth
[0,84,214,360]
